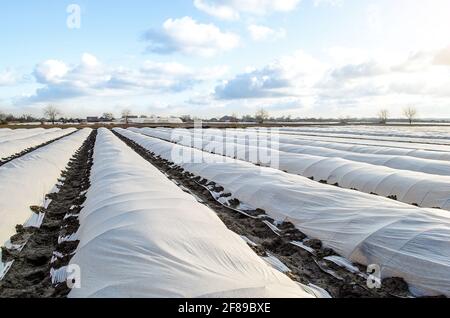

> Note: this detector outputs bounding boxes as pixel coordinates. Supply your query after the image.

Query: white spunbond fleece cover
[68,128,314,298]
[116,128,450,297]
[0,128,14,137]
[274,131,450,155]
[270,127,450,146]
[274,134,450,162]
[276,139,450,176]
[236,130,450,166]
[0,128,31,138]
[0,128,59,143]
[164,128,450,176]
[0,128,77,160]
[278,126,450,141]
[232,127,450,156]
[283,131,450,147]
[131,128,450,210]
[0,128,92,246]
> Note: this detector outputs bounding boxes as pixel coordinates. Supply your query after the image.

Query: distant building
[219,115,238,122]
[87,116,99,123]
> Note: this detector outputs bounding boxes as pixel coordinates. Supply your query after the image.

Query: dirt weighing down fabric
[67,128,315,298]
[0,128,77,160]
[131,127,450,210]
[0,128,92,246]
[115,128,450,297]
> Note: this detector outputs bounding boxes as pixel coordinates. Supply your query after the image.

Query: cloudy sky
[1,0,450,119]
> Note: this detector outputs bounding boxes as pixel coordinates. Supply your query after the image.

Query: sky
[1,0,450,119]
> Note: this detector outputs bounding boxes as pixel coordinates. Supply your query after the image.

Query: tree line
[1,105,422,125]
[0,105,75,125]
[377,106,418,125]
[182,107,421,125]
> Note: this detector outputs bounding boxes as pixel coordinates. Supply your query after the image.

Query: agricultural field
[1,125,449,299]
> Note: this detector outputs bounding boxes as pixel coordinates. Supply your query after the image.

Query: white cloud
[143,16,240,57]
[392,48,450,72]
[314,0,343,6]
[215,50,326,99]
[433,46,450,66]
[330,61,388,80]
[317,48,450,116]
[193,0,240,20]
[391,51,433,73]
[326,47,371,65]
[34,60,69,84]
[25,54,228,104]
[248,24,286,41]
[81,53,100,67]
[13,46,450,119]
[141,61,229,81]
[0,69,20,86]
[213,47,450,118]
[193,0,301,20]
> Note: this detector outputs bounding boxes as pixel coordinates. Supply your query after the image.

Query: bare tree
[377,109,389,124]
[43,105,61,125]
[0,111,7,124]
[20,114,35,122]
[231,112,239,123]
[121,109,132,124]
[403,106,418,125]
[255,108,269,124]
[102,112,115,121]
[180,115,193,123]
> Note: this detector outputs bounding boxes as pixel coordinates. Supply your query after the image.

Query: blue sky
[1,0,450,118]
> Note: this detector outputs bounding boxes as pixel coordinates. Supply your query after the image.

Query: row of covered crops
[3,125,450,298]
[0,128,77,161]
[0,128,319,298]
[116,127,450,297]
[130,127,450,210]
[64,129,318,298]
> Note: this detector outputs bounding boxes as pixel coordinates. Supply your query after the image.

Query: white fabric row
[115,128,450,297]
[68,128,314,298]
[0,129,92,246]
[131,128,450,210]
[0,128,77,160]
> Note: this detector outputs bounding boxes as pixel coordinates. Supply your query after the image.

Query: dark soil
[0,130,96,298]
[0,130,78,167]
[113,130,412,298]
